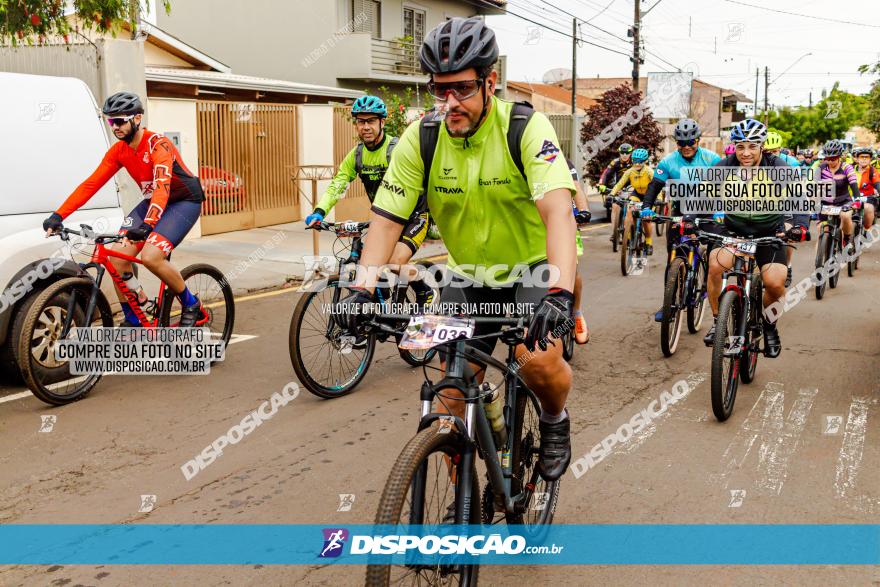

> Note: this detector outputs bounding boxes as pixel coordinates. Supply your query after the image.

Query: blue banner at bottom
[0,524,878,565]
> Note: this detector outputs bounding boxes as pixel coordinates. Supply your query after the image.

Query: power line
[724,0,880,29]
[469,0,634,58]
[584,0,617,23]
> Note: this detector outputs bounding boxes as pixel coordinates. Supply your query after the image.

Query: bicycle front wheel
[620,224,632,275]
[367,424,480,587]
[814,231,830,300]
[687,254,708,333]
[660,257,686,357]
[289,280,375,399]
[711,290,741,422]
[159,263,235,349]
[18,278,113,405]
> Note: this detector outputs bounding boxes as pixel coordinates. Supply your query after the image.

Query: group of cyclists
[38,15,880,486]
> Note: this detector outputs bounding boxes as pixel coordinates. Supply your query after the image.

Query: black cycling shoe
[763,320,782,358]
[537,413,571,482]
[414,288,435,308]
[117,317,141,328]
[645,244,654,256]
[785,265,792,288]
[703,321,717,347]
[179,299,203,328]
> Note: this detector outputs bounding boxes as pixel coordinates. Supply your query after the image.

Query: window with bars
[353,0,381,39]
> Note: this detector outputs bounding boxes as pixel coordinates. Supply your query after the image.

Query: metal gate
[196,101,298,235]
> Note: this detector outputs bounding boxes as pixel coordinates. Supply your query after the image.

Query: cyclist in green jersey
[337,17,578,482]
[305,96,433,304]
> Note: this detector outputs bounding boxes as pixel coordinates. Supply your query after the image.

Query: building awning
[145,66,364,100]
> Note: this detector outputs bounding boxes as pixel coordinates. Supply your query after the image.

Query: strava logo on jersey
[435,185,464,194]
[381,179,405,196]
[535,140,560,163]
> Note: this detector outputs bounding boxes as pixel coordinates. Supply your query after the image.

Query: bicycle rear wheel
[829,234,841,289]
[289,279,375,399]
[660,257,686,357]
[18,277,113,405]
[687,254,708,333]
[367,424,480,587]
[611,208,620,253]
[620,224,632,275]
[505,386,559,530]
[814,232,830,300]
[159,264,235,349]
[711,290,742,422]
[739,276,761,384]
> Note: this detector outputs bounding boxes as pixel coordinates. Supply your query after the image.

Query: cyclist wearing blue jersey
[639,118,721,321]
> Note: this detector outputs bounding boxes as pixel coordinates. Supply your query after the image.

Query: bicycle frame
[410,326,535,522]
[671,236,705,308]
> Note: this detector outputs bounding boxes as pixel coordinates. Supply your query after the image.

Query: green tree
[0,0,171,45]
[767,84,867,149]
[858,61,880,137]
[579,83,662,184]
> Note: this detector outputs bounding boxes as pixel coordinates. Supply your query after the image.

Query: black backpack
[418,101,535,195]
[354,135,398,175]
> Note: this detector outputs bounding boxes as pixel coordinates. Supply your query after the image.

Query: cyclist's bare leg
[841,210,854,241]
[865,203,875,230]
[140,243,186,293]
[515,341,570,415]
[108,241,140,302]
[760,262,786,308]
[388,242,414,267]
[707,246,735,316]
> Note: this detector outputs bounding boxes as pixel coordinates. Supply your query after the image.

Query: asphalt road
[1,218,879,586]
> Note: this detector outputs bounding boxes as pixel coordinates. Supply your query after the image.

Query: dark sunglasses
[106,114,136,127]
[677,139,697,147]
[427,78,484,101]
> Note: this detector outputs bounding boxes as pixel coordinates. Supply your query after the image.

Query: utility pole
[808,91,812,110]
[571,18,579,168]
[763,66,769,125]
[754,67,759,118]
[632,0,641,91]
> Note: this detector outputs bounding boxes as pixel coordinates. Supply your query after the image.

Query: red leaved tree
[580,83,662,184]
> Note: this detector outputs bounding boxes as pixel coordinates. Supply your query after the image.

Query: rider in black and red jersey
[43,92,206,327]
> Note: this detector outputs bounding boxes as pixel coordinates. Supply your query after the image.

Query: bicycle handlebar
[51,224,124,244]
[307,220,370,234]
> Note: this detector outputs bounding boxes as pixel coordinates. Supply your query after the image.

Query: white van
[0,72,123,381]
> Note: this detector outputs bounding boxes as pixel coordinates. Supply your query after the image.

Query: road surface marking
[715,382,817,496]
[0,391,35,405]
[835,396,879,513]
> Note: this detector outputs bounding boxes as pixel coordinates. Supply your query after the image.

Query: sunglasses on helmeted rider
[106,114,136,127]
[426,79,484,101]
[677,139,697,147]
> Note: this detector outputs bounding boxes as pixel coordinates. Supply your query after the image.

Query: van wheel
[0,290,42,384]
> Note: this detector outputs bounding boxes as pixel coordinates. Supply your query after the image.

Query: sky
[487,0,880,110]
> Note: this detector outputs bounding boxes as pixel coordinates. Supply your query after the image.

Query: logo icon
[728,489,746,508]
[36,103,56,122]
[823,414,843,435]
[320,528,349,558]
[824,101,842,120]
[39,415,57,433]
[443,167,453,176]
[726,22,745,43]
[524,26,542,45]
[337,494,356,512]
[139,494,157,513]
[535,140,560,163]
[533,492,549,511]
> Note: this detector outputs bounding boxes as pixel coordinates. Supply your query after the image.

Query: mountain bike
[365,312,559,586]
[288,221,438,399]
[699,227,788,421]
[814,203,850,299]
[652,193,669,237]
[651,215,708,357]
[620,199,648,276]
[18,224,235,405]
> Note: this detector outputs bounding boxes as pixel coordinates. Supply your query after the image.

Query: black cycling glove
[43,212,63,233]
[525,288,575,352]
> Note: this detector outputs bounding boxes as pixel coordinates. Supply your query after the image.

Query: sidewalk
[161,222,447,296]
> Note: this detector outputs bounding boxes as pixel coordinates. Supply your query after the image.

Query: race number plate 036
[399,315,475,350]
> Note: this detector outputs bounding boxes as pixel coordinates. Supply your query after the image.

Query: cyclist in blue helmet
[306,94,434,306]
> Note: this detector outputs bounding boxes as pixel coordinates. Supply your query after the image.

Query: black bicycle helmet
[102,92,144,116]
[419,17,499,74]
[618,143,633,154]
[673,118,701,141]
[853,146,872,157]
[823,139,844,157]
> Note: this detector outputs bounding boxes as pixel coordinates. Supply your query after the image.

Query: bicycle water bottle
[481,382,507,448]
[120,271,148,305]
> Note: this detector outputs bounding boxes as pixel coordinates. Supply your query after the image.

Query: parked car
[200,166,247,214]
[0,72,123,382]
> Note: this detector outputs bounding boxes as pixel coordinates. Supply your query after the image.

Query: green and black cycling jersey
[317,133,397,213]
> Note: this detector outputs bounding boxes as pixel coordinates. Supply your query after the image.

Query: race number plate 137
[399,315,475,350]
